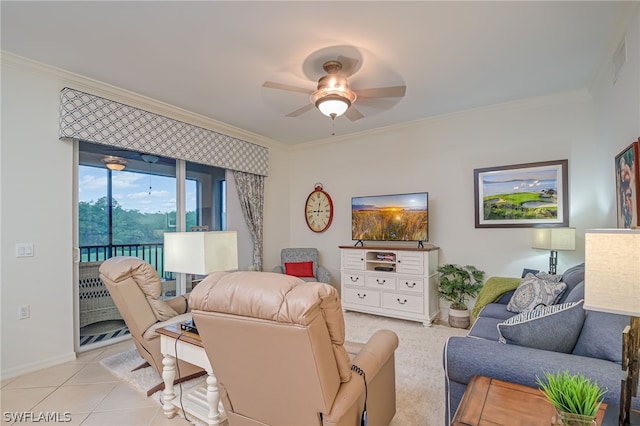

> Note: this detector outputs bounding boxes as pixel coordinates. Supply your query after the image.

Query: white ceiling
[1,1,632,145]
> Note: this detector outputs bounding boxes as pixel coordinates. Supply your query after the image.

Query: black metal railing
[80,243,170,278]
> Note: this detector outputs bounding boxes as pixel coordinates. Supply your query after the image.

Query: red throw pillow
[284,261,315,278]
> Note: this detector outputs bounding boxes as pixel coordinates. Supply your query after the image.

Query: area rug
[100,311,467,425]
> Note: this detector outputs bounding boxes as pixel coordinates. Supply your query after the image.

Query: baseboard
[0,351,77,381]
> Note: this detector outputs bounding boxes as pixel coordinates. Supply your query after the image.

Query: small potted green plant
[536,370,607,425]
[437,264,484,328]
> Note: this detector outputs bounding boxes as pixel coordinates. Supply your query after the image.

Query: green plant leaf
[536,370,607,416]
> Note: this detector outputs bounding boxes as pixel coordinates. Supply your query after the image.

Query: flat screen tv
[351,192,428,243]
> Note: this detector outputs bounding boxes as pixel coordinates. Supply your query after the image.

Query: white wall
[0,55,291,379]
[1,59,77,377]
[283,6,640,312]
[287,91,598,284]
[591,4,640,224]
[1,6,638,377]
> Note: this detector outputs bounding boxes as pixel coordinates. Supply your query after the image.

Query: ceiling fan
[263,56,406,121]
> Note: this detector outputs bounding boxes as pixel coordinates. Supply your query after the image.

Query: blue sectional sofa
[443,263,640,425]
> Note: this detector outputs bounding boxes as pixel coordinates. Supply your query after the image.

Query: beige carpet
[100,311,467,425]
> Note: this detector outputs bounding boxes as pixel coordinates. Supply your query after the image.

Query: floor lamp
[532,227,576,274]
[585,229,640,426]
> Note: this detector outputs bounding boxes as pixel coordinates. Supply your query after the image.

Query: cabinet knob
[397,298,408,305]
[357,293,366,299]
[376,279,386,285]
[405,282,416,288]
[350,276,359,282]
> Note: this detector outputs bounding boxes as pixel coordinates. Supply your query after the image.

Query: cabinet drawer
[397,276,424,294]
[342,271,365,287]
[365,275,396,290]
[344,288,381,308]
[382,292,424,314]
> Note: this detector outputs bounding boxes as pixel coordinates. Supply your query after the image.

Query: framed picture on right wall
[615,138,640,228]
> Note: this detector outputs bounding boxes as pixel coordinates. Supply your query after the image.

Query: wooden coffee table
[452,375,608,425]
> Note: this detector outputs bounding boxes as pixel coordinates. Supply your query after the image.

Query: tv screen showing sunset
[352,193,428,242]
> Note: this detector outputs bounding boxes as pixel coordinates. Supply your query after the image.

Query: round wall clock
[305,183,334,233]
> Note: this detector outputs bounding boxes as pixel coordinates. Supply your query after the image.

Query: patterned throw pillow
[535,271,563,282]
[498,300,585,353]
[506,274,567,313]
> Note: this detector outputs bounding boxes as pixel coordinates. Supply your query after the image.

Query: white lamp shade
[584,229,640,316]
[164,231,238,275]
[532,227,576,250]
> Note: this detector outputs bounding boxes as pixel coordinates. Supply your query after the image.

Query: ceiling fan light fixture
[316,95,351,118]
[102,156,127,171]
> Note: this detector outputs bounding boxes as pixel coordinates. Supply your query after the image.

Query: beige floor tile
[3,364,86,389]
[30,383,117,414]
[95,382,157,411]
[75,339,134,363]
[0,386,57,413]
[81,406,158,426]
[93,341,136,361]
[149,407,199,426]
[64,363,119,385]
[0,377,16,389]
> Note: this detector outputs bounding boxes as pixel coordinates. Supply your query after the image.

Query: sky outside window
[79,165,196,213]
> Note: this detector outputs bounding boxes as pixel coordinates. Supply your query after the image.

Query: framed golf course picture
[474,159,568,228]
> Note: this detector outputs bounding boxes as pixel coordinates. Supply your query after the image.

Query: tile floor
[1,339,194,426]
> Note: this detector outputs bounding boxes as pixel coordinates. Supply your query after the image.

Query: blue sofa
[443,263,640,425]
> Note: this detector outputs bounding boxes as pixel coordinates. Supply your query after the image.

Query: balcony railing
[80,243,170,279]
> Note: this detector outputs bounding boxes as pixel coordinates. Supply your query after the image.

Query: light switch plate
[16,243,34,257]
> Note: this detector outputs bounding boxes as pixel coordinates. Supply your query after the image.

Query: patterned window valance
[58,87,268,176]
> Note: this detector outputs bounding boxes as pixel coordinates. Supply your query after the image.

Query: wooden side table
[452,375,608,425]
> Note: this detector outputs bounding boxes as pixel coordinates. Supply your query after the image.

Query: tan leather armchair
[190,271,399,426]
[99,256,204,395]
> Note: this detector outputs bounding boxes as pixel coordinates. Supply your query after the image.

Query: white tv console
[339,245,440,327]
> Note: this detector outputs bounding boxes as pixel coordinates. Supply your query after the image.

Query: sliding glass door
[76,141,225,350]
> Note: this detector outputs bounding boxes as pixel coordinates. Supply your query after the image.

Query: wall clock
[305,183,334,233]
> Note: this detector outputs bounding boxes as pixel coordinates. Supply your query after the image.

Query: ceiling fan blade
[355,85,406,99]
[285,103,315,118]
[344,106,364,122]
[337,55,359,76]
[262,81,314,95]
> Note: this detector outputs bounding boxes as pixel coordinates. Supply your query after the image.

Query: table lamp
[584,228,640,426]
[164,230,238,276]
[532,227,576,274]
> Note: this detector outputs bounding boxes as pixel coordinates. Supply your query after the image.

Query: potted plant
[536,370,607,425]
[437,264,485,328]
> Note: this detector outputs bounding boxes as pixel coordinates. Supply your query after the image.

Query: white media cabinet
[339,245,440,327]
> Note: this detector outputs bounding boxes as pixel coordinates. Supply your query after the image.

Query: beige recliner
[190,271,399,426]
[99,256,205,395]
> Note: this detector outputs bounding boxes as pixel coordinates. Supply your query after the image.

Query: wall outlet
[19,305,30,320]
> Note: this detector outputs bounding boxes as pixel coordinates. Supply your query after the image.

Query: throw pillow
[498,300,585,353]
[284,261,315,278]
[572,310,629,363]
[535,271,563,282]
[506,274,567,313]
